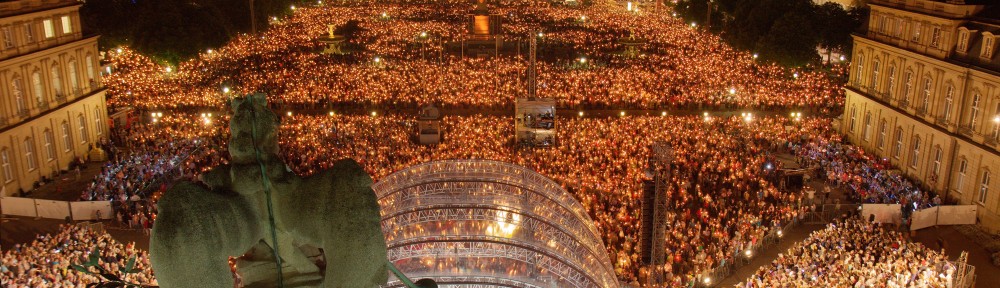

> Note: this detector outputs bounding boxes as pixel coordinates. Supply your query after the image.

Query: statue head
[229,93,281,165]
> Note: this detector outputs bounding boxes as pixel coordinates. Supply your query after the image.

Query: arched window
[943,85,954,122]
[956,159,968,193]
[85,54,95,83]
[77,114,88,143]
[67,60,79,92]
[871,60,881,90]
[11,77,25,113]
[61,121,71,151]
[909,136,921,168]
[970,93,981,128]
[50,65,63,95]
[863,112,873,141]
[893,127,904,159]
[878,120,888,149]
[0,149,11,183]
[849,105,857,132]
[31,71,44,104]
[23,138,35,171]
[979,171,991,204]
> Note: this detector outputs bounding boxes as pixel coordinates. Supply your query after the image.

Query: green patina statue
[149,93,387,288]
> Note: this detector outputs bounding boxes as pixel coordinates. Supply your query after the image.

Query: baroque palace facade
[843,0,1000,231]
[0,0,106,196]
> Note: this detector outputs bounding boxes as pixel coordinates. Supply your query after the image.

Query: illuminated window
[60,16,71,34]
[909,137,920,168]
[956,159,968,193]
[893,127,903,159]
[43,19,54,38]
[878,120,887,149]
[863,113,872,141]
[61,121,71,151]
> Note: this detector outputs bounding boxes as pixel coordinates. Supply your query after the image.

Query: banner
[937,205,977,226]
[861,204,902,225]
[70,201,113,221]
[0,197,37,217]
[35,199,71,219]
[910,206,938,231]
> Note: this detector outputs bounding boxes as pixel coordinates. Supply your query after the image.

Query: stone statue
[150,93,387,288]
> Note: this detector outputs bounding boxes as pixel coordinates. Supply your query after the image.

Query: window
[856,55,865,84]
[910,137,921,168]
[67,60,78,92]
[42,19,54,38]
[94,107,102,136]
[893,128,903,159]
[43,130,54,161]
[921,77,932,110]
[849,106,857,132]
[12,78,25,113]
[912,22,922,42]
[60,16,71,34]
[956,159,968,193]
[888,66,897,99]
[863,113,873,141]
[932,147,942,178]
[878,120,887,149]
[23,23,34,43]
[23,138,35,171]
[979,171,991,204]
[50,65,62,95]
[0,149,11,183]
[31,72,43,104]
[970,93,981,129]
[61,121,71,151]
[992,102,1000,142]
[2,27,13,49]
[903,71,914,104]
[943,85,954,122]
[871,60,881,90]
[931,26,941,48]
[77,114,88,143]
[85,55,95,83]
[958,30,970,52]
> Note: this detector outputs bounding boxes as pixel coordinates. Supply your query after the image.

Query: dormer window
[983,32,996,59]
[957,27,972,53]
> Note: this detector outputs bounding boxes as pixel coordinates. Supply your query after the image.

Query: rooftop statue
[149,93,387,288]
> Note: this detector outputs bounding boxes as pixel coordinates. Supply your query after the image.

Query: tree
[756,9,820,67]
[814,2,858,64]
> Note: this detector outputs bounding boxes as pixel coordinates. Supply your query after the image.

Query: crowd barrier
[0,196,111,221]
[690,216,801,288]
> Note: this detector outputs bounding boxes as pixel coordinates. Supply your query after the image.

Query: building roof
[951,21,1000,72]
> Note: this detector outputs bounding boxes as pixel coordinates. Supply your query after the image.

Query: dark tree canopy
[82,0,300,64]
[675,0,868,67]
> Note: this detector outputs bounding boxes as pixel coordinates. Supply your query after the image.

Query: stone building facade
[0,0,106,196]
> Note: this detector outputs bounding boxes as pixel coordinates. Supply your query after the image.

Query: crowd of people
[101,2,844,112]
[0,225,157,287]
[740,217,956,287]
[3,1,967,287]
[78,113,229,231]
[792,135,941,213]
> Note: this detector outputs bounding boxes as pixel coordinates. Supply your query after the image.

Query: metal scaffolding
[374,160,619,288]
